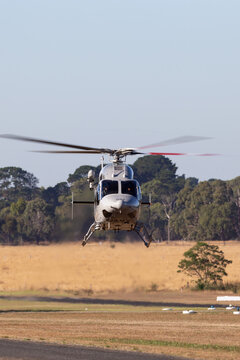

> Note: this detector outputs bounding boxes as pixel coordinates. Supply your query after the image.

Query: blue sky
[0,0,240,187]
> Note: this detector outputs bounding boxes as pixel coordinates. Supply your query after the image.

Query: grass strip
[89,337,240,353]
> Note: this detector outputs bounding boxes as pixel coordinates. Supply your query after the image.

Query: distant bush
[177,242,232,290]
[148,282,158,292]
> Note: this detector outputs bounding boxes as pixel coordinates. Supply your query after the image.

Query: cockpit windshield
[121,181,137,197]
[101,180,118,198]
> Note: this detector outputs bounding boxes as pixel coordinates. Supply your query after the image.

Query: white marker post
[217,296,240,315]
[217,296,240,302]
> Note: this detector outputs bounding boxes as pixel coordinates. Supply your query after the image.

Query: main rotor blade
[30,150,103,154]
[0,134,113,153]
[138,135,212,150]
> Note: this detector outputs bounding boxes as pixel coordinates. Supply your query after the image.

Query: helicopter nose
[111,200,123,211]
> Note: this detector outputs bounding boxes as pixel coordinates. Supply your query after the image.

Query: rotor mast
[111,149,142,164]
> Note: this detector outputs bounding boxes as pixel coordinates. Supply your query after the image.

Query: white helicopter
[0,134,215,247]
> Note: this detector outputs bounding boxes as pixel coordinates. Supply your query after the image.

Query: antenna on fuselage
[101,156,104,170]
[71,192,74,220]
[148,193,152,224]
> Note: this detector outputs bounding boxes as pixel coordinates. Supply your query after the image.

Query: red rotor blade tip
[149,152,186,156]
[148,152,220,156]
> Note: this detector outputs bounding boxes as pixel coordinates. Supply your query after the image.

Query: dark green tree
[54,182,70,197]
[10,198,27,217]
[173,180,238,241]
[177,242,232,289]
[68,166,94,184]
[227,176,240,239]
[141,171,185,241]
[198,203,238,241]
[132,155,180,185]
[144,203,167,241]
[1,215,17,243]
[0,167,38,204]
[9,198,27,244]
[22,198,55,244]
[185,177,199,188]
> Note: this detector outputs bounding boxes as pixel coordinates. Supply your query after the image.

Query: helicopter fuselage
[93,163,141,231]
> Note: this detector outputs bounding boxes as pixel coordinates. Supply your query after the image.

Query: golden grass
[0,241,239,293]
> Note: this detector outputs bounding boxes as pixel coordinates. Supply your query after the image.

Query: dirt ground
[0,297,240,360]
[96,289,233,305]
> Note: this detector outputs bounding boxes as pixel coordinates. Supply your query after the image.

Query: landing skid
[82,221,153,248]
[134,221,153,248]
[82,222,100,246]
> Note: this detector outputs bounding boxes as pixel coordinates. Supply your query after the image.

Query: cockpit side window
[137,182,142,201]
[95,184,100,205]
[101,180,118,198]
[121,181,137,197]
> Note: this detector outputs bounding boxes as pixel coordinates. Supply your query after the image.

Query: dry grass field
[0,241,239,294]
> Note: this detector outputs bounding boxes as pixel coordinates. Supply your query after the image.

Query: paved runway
[0,339,191,360]
[0,295,224,308]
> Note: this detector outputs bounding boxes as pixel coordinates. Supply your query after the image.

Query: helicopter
[0,134,216,247]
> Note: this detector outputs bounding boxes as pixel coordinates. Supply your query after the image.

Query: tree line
[0,156,240,244]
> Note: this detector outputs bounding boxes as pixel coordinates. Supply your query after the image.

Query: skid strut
[134,222,152,248]
[82,222,100,246]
